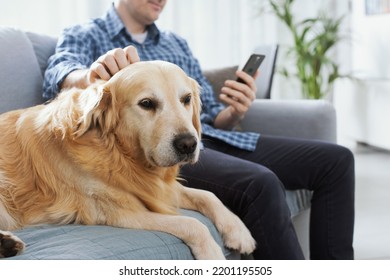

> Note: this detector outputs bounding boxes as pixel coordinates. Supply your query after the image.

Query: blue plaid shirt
[43,5,260,151]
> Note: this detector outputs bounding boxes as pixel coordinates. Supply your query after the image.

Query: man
[44,0,355,260]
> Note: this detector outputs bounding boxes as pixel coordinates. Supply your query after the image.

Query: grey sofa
[0,27,337,259]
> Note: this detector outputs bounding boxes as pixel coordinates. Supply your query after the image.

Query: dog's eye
[182,94,191,105]
[138,99,156,110]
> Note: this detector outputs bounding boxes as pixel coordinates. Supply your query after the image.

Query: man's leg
[180,147,304,260]
[203,135,355,260]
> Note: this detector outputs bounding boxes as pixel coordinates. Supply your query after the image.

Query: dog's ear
[190,78,202,138]
[74,82,117,138]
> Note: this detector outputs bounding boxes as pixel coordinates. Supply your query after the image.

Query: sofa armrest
[240,99,337,143]
[240,99,337,217]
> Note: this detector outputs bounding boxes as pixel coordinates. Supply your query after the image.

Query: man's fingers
[224,80,255,102]
[221,86,252,107]
[235,71,257,98]
[89,46,140,83]
[90,61,111,81]
[124,45,140,63]
[219,94,248,116]
[110,48,128,70]
[103,55,120,76]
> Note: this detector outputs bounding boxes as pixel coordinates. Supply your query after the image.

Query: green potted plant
[259,0,348,99]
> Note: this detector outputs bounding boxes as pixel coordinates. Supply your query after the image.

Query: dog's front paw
[0,231,25,258]
[187,222,226,260]
[218,215,256,255]
[191,237,226,260]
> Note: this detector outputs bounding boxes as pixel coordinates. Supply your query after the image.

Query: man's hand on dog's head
[60,46,140,91]
[89,45,140,82]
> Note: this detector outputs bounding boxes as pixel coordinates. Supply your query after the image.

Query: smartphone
[237,54,266,83]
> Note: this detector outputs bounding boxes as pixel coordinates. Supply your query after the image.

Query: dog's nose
[173,134,197,155]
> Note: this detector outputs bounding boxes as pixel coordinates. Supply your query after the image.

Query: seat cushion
[9,210,238,260]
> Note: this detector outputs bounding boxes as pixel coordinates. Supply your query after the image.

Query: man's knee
[329,144,355,174]
[244,167,286,202]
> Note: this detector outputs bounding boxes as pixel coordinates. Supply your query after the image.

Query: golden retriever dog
[0,61,256,259]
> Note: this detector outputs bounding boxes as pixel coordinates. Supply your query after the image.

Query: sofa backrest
[253,44,278,99]
[26,31,57,78]
[0,27,56,114]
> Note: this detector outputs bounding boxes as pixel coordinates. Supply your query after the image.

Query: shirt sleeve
[42,26,96,100]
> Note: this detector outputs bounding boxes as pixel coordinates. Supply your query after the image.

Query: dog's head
[69,61,202,167]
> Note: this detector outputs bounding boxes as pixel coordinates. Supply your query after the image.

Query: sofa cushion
[0,27,44,114]
[9,210,238,260]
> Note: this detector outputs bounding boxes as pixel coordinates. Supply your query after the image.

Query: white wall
[350,0,390,79]
[334,0,390,149]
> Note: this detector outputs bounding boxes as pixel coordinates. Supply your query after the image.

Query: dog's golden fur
[0,61,255,259]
